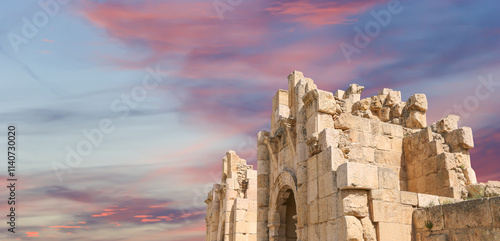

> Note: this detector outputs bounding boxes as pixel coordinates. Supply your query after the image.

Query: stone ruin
[205,71,500,240]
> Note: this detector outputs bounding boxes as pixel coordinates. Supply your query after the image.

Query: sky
[0,0,499,240]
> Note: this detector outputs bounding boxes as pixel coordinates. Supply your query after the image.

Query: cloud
[266,0,385,26]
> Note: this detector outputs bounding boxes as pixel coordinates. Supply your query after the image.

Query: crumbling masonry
[205,71,500,240]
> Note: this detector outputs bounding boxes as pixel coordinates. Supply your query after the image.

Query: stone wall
[205,70,497,241]
[205,151,258,241]
[413,197,500,241]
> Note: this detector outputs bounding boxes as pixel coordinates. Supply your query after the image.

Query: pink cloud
[49,226,89,229]
[141,219,161,222]
[266,0,385,26]
[26,232,39,237]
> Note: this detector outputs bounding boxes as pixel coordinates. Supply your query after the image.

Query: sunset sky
[1,0,500,240]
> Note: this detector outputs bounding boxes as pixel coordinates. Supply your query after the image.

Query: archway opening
[278,189,297,241]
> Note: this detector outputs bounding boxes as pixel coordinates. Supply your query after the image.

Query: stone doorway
[278,189,297,241]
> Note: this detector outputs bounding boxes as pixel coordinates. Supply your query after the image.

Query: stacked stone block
[205,70,495,240]
[206,151,257,241]
[404,115,477,199]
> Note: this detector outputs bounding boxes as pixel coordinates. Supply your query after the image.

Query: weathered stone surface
[385,90,402,107]
[436,115,460,133]
[341,190,369,218]
[337,162,378,190]
[485,181,500,197]
[378,222,412,241]
[345,216,363,240]
[360,216,377,241]
[442,198,492,229]
[407,94,428,112]
[206,71,495,241]
[401,191,418,206]
[378,167,400,190]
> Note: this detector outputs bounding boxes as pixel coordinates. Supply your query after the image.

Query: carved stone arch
[268,171,299,241]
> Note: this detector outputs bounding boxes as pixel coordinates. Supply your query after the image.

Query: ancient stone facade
[205,151,257,241]
[206,71,499,240]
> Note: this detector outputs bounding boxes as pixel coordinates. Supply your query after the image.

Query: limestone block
[318,128,340,150]
[378,222,412,241]
[307,179,318,204]
[246,211,257,223]
[391,137,403,151]
[334,89,345,99]
[393,124,404,138]
[490,197,500,227]
[246,170,257,180]
[362,147,375,164]
[247,189,257,200]
[401,191,418,206]
[375,135,392,150]
[304,78,318,94]
[422,156,438,176]
[236,199,249,210]
[466,183,486,198]
[257,189,269,207]
[257,158,269,175]
[297,184,308,205]
[407,94,428,112]
[446,127,474,149]
[235,221,248,233]
[257,175,269,189]
[436,152,457,171]
[380,106,391,122]
[417,193,440,207]
[235,209,247,222]
[327,195,339,221]
[485,181,500,197]
[379,88,393,95]
[297,200,308,228]
[378,167,400,190]
[316,90,337,115]
[297,161,307,186]
[319,146,345,172]
[318,171,336,198]
[272,89,289,110]
[248,234,257,241]
[374,150,402,166]
[345,84,364,101]
[406,110,427,128]
[442,198,493,229]
[337,162,379,190]
[370,200,398,222]
[307,155,318,183]
[353,98,371,113]
[361,216,377,241]
[385,90,402,107]
[345,216,364,241]
[370,96,383,112]
[306,112,335,136]
[335,113,362,130]
[341,190,369,218]
[370,189,400,203]
[436,115,460,133]
[412,208,428,231]
[318,198,328,223]
[371,119,382,135]
[309,200,319,224]
[398,204,415,225]
[391,102,406,118]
